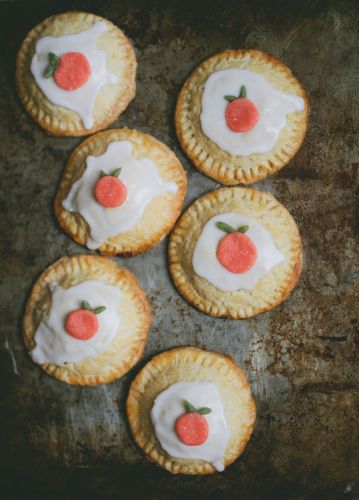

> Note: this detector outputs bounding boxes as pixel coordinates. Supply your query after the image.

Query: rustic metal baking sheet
[0,0,358,498]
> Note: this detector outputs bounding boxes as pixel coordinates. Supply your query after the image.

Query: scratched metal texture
[0,0,358,498]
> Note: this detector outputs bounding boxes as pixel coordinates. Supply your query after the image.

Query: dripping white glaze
[192,213,285,291]
[31,21,119,129]
[63,140,178,249]
[30,280,121,365]
[200,68,305,156]
[151,381,230,472]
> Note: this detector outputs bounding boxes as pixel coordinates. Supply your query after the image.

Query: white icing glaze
[151,381,230,471]
[30,21,119,129]
[30,280,121,365]
[63,140,178,249]
[200,68,304,156]
[192,213,285,291]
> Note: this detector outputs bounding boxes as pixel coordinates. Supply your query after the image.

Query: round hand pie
[23,254,152,385]
[169,187,302,319]
[55,128,187,256]
[126,346,255,474]
[175,49,309,184]
[16,11,137,136]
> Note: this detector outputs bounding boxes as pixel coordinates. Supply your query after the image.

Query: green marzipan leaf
[197,407,212,415]
[44,65,56,78]
[183,399,196,413]
[111,167,122,177]
[49,52,60,65]
[81,300,92,311]
[239,85,247,98]
[224,95,237,102]
[93,306,106,315]
[100,170,107,177]
[44,52,60,79]
[238,225,249,233]
[216,221,236,233]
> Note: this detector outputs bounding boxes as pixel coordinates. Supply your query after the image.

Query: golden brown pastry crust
[126,346,256,474]
[54,128,187,256]
[175,49,309,185]
[16,11,137,136]
[23,254,152,385]
[169,187,302,319]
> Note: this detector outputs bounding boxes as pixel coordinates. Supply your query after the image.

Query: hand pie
[169,187,302,318]
[175,49,309,184]
[16,11,136,136]
[55,128,187,255]
[23,254,152,385]
[127,346,255,474]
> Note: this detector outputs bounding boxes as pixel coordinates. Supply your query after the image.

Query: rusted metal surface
[0,0,358,498]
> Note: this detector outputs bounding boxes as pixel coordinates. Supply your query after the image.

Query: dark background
[0,0,358,499]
